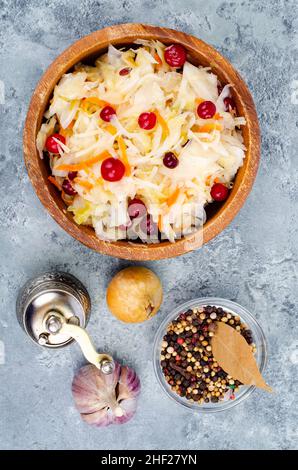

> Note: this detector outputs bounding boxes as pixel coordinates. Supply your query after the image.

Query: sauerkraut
[37,40,246,243]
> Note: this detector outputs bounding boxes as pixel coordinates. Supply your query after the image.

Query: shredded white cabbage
[37,40,246,243]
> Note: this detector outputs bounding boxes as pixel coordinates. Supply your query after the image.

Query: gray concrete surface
[0,0,297,450]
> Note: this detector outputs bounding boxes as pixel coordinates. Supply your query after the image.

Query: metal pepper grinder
[16,272,114,374]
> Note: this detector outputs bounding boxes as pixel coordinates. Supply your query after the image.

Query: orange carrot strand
[214,113,223,120]
[153,109,169,140]
[196,123,223,133]
[195,97,204,106]
[154,52,163,67]
[167,188,180,207]
[74,178,94,190]
[117,136,131,176]
[158,214,163,232]
[81,97,112,110]
[56,150,111,172]
[105,125,117,135]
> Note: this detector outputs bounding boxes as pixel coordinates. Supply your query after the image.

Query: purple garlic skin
[72,361,141,427]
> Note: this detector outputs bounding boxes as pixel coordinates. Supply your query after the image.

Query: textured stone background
[0,0,297,450]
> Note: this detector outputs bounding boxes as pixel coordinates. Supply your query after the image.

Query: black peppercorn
[211,396,219,403]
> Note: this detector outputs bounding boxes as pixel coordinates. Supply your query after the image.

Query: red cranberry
[175,355,181,361]
[62,179,77,196]
[101,157,125,182]
[210,183,229,202]
[119,67,131,76]
[140,215,158,236]
[128,198,147,219]
[163,152,179,169]
[164,44,187,67]
[138,112,157,130]
[197,101,216,119]
[224,96,236,112]
[100,105,116,122]
[45,134,65,154]
[177,337,184,345]
[68,171,78,181]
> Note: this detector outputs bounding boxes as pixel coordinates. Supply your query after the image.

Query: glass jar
[153,298,268,412]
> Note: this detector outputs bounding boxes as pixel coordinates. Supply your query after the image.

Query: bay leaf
[211,322,272,392]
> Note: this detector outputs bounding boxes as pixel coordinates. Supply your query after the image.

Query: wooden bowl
[23,23,260,260]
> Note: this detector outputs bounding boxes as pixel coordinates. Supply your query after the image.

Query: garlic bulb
[72,362,140,426]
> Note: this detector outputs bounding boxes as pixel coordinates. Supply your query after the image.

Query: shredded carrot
[117,136,131,176]
[56,150,111,172]
[214,113,223,120]
[167,188,180,207]
[105,124,117,135]
[195,97,204,106]
[60,120,75,137]
[154,52,163,67]
[60,129,70,139]
[81,97,112,110]
[200,123,223,133]
[193,123,223,133]
[158,214,163,232]
[48,175,61,190]
[65,120,75,129]
[95,177,104,186]
[206,175,221,185]
[205,175,211,185]
[74,178,94,190]
[153,109,169,140]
